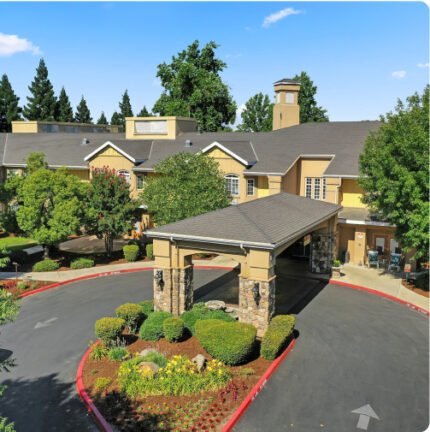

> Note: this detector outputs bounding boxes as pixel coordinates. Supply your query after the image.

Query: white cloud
[237,103,246,117]
[225,53,243,59]
[392,70,406,79]
[0,32,41,56]
[262,7,301,28]
[418,62,429,68]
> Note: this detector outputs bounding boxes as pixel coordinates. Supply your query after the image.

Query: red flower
[99,213,102,218]
[105,175,108,178]
[87,190,91,193]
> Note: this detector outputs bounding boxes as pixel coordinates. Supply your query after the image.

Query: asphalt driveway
[0,269,428,432]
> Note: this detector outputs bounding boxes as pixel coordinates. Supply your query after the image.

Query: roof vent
[81,137,89,145]
[185,139,192,148]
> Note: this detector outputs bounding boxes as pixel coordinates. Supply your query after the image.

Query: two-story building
[0,78,400,267]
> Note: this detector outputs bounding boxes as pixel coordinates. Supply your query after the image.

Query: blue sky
[0,2,428,124]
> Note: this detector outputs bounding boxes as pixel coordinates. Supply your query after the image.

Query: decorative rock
[205,300,226,311]
[139,348,159,357]
[139,361,160,377]
[191,354,207,372]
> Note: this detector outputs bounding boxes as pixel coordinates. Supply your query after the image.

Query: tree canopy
[55,87,74,122]
[359,86,429,262]
[140,152,231,226]
[292,71,328,123]
[153,40,237,132]
[0,74,21,132]
[118,90,133,126]
[237,93,273,132]
[22,59,57,121]
[84,166,140,256]
[75,96,92,123]
[137,106,151,117]
[97,112,108,125]
[110,111,122,126]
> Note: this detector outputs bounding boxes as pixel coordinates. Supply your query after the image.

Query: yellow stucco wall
[68,169,90,181]
[298,158,331,197]
[340,179,365,208]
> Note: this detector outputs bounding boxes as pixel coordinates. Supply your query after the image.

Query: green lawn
[0,237,37,252]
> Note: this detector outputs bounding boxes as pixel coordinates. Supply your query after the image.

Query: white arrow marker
[351,404,380,430]
[34,317,58,329]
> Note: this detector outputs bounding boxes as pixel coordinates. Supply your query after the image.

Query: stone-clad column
[238,276,276,337]
[310,232,336,273]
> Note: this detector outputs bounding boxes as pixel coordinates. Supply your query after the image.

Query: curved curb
[329,279,429,317]
[18,265,235,299]
[222,337,296,432]
[77,340,114,432]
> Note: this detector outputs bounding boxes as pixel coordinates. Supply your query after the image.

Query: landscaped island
[82,300,295,431]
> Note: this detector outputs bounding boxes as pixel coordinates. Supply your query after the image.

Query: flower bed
[83,336,272,431]
[0,279,56,297]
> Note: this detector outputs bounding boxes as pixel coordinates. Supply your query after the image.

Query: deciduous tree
[0,74,21,132]
[22,59,57,121]
[153,40,237,132]
[75,96,92,123]
[140,153,231,226]
[359,86,429,261]
[237,93,273,132]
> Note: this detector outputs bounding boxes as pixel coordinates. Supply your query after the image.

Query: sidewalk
[0,255,238,283]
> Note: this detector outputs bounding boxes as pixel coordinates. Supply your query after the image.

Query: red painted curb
[76,340,114,432]
[222,337,296,432]
[17,265,235,299]
[329,279,430,317]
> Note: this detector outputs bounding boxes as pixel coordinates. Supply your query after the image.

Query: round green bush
[195,319,257,365]
[32,260,59,272]
[146,243,154,260]
[70,257,94,269]
[181,305,234,335]
[139,311,172,341]
[95,317,126,347]
[115,303,144,333]
[260,315,295,360]
[163,316,185,343]
[108,346,128,362]
[139,300,154,317]
[123,245,140,262]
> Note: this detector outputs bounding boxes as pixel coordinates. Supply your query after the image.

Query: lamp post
[252,282,261,306]
[12,261,18,282]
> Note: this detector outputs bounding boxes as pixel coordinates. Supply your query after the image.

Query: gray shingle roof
[146,192,341,249]
[273,78,301,85]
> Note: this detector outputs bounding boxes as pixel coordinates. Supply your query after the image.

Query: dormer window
[118,170,131,185]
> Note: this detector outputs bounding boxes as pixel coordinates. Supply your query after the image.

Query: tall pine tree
[97,112,108,124]
[0,74,21,132]
[119,90,133,126]
[110,111,122,125]
[55,87,74,122]
[75,96,92,123]
[23,58,57,121]
[137,106,151,117]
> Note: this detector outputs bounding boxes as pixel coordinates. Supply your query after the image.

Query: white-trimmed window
[322,178,326,200]
[305,178,312,198]
[7,169,19,178]
[136,174,145,190]
[118,170,130,185]
[247,179,255,196]
[225,174,239,196]
[314,178,321,200]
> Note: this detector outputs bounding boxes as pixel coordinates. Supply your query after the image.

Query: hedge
[139,311,172,341]
[146,244,154,260]
[163,316,185,343]
[115,303,144,333]
[260,315,295,360]
[70,257,94,269]
[123,245,140,262]
[139,300,154,318]
[32,260,59,272]
[95,317,126,347]
[195,319,257,365]
[181,304,234,335]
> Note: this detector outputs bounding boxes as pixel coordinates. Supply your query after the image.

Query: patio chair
[367,251,379,269]
[388,253,402,272]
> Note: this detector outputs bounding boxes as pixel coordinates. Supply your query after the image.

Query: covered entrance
[146,193,341,336]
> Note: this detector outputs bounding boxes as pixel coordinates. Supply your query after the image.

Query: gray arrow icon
[34,317,58,329]
[351,404,380,430]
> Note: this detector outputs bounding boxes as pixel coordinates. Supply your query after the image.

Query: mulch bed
[0,279,56,297]
[402,279,429,298]
[83,336,272,432]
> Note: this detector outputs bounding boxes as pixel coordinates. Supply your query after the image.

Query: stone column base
[153,265,193,316]
[238,276,276,337]
[310,233,336,274]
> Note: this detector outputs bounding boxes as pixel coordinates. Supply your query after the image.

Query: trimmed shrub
[139,300,154,318]
[70,257,94,269]
[195,319,257,365]
[163,316,185,343]
[108,346,128,362]
[32,260,59,272]
[415,271,429,290]
[95,317,126,347]
[115,303,144,333]
[260,315,295,360]
[139,311,172,341]
[208,309,236,322]
[146,243,154,260]
[123,244,140,262]
[181,304,234,335]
